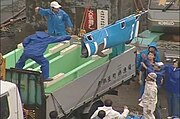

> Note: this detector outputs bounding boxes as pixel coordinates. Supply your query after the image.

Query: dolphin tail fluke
[96,43,107,57]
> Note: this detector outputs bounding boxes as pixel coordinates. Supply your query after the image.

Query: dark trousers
[15,53,49,79]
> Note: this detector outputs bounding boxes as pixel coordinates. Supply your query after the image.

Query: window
[149,0,180,10]
[0,94,10,119]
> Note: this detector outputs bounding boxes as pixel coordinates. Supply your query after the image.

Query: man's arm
[49,35,71,44]
[155,52,161,62]
[119,106,129,119]
[63,12,73,32]
[35,7,49,16]
[90,110,99,119]
[22,35,33,47]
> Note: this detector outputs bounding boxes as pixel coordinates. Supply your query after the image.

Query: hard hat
[50,1,61,8]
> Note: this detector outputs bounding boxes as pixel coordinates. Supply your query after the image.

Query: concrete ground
[103,79,169,119]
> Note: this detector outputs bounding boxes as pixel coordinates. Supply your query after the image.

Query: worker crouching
[15,24,71,81]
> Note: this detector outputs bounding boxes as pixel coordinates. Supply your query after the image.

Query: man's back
[91,106,123,119]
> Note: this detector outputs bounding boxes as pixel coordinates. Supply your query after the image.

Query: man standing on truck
[35,1,73,36]
[15,24,71,81]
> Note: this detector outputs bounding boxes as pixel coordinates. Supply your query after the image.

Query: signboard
[84,9,97,32]
[97,9,108,29]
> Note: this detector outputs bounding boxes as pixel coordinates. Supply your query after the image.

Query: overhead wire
[139,0,145,11]
[50,93,67,117]
[133,0,139,12]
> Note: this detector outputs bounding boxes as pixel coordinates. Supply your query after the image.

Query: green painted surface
[131,30,164,46]
[4,42,131,94]
[33,46,91,76]
[45,56,109,93]
[4,44,57,69]
[3,49,23,68]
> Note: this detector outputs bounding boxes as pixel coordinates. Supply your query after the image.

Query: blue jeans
[15,53,49,79]
[167,92,180,117]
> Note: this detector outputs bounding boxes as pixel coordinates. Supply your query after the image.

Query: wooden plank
[49,42,70,54]
[60,44,79,55]
[92,48,112,60]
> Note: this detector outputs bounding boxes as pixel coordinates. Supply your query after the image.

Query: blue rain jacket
[39,8,73,36]
[143,59,164,88]
[164,65,180,95]
[23,31,71,56]
[137,42,160,70]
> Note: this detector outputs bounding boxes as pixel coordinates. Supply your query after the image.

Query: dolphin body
[81,14,139,58]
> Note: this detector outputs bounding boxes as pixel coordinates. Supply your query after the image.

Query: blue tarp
[82,14,139,57]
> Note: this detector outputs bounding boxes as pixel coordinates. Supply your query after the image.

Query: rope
[50,93,67,117]
[87,59,111,117]
[133,0,139,12]
[139,0,145,11]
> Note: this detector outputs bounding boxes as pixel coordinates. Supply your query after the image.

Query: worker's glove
[71,35,82,41]
[35,7,40,14]
[66,27,73,35]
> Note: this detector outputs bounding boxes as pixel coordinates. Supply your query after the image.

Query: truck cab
[0,80,24,119]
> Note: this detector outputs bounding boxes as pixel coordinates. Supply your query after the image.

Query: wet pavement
[103,80,168,118]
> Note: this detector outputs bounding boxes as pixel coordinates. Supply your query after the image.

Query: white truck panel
[0,80,24,119]
[46,46,136,118]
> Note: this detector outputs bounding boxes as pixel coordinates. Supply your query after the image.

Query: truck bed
[4,42,136,118]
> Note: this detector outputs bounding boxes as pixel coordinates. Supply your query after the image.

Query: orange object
[79,29,86,37]
[0,54,6,80]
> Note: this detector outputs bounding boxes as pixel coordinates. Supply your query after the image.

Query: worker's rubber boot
[44,78,53,82]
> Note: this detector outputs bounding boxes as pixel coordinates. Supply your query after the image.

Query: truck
[1,0,179,118]
[1,14,138,118]
[0,80,24,119]
[131,0,180,62]
[1,45,136,119]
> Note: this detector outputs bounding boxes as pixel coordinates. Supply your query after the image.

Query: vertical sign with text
[97,9,108,29]
[84,9,97,32]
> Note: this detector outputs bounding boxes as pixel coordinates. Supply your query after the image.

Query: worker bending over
[15,24,71,81]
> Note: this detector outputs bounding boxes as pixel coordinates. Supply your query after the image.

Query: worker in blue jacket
[35,1,73,36]
[136,42,160,71]
[163,59,180,118]
[15,25,71,81]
